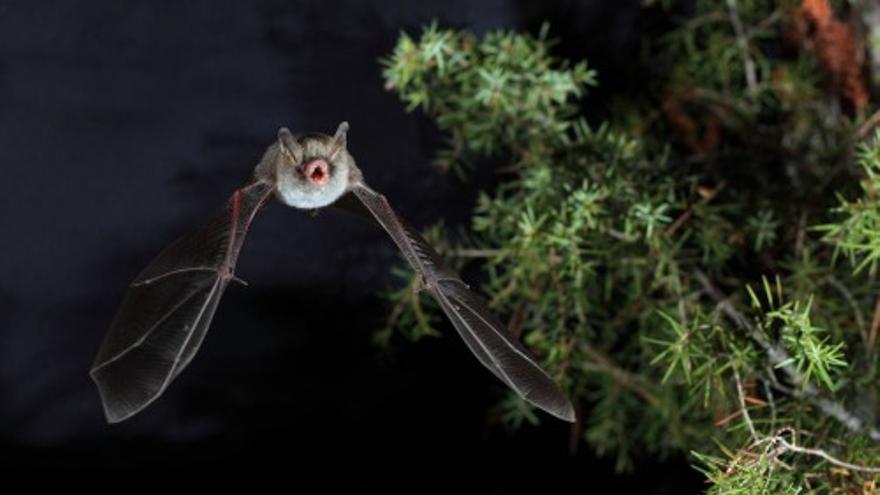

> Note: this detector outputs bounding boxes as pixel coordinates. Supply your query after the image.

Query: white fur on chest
[276,167,348,209]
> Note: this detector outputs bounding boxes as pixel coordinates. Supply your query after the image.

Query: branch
[449,248,507,258]
[693,269,880,442]
[725,0,758,95]
[869,296,880,359]
[762,378,777,431]
[732,428,880,476]
[857,108,880,140]
[734,369,759,442]
[775,436,880,474]
[820,275,866,346]
[579,344,661,408]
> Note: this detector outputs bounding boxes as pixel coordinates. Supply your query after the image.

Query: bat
[90,122,576,424]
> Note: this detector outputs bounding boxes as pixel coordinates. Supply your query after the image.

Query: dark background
[0,0,702,491]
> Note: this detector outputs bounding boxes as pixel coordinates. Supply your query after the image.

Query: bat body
[91,123,576,423]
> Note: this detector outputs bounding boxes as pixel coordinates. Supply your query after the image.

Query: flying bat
[90,122,576,424]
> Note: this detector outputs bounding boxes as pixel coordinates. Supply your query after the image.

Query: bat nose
[301,159,330,186]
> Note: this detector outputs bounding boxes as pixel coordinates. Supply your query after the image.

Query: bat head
[259,122,356,209]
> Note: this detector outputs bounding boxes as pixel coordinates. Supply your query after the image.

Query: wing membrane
[90,180,274,423]
[352,184,575,422]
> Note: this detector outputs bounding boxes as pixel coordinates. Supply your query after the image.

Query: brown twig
[664,183,722,238]
[857,108,880,140]
[580,345,661,407]
[797,0,869,111]
[664,210,693,238]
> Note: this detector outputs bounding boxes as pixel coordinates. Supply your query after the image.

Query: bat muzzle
[301,159,330,186]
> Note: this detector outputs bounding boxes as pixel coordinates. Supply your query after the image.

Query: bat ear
[333,121,349,149]
[278,127,293,142]
[277,127,302,161]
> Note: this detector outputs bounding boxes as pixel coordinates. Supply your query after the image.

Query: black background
[0,0,702,491]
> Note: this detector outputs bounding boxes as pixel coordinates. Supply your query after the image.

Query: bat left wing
[352,183,576,422]
[90,180,275,423]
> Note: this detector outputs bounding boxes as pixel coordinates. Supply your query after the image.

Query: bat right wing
[90,180,274,423]
[352,183,576,422]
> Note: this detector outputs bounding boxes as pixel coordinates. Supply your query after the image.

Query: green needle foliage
[379,1,880,492]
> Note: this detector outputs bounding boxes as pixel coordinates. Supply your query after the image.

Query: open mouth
[301,159,330,186]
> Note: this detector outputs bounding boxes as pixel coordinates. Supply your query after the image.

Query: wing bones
[90,180,274,423]
[351,183,576,422]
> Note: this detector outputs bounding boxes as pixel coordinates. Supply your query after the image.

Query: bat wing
[90,180,275,423]
[352,183,576,422]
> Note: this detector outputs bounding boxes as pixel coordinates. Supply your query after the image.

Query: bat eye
[301,159,330,186]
